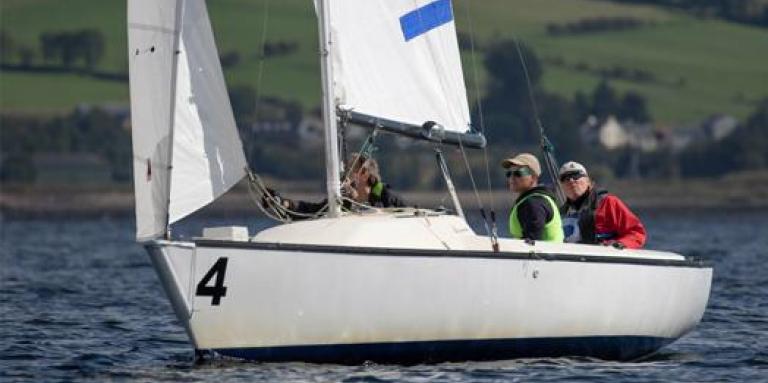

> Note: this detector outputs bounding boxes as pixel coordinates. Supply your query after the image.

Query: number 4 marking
[196,257,228,305]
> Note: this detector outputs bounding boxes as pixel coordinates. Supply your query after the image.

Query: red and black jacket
[560,187,647,249]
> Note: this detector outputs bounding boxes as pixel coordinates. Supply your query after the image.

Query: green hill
[1,0,767,124]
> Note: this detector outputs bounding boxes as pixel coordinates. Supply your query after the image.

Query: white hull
[145,212,712,362]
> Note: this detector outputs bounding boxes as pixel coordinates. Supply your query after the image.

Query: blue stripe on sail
[213,336,674,364]
[399,0,454,41]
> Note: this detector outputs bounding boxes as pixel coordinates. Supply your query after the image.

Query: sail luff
[128,0,181,240]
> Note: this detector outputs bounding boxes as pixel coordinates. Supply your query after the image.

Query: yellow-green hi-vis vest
[509,193,564,242]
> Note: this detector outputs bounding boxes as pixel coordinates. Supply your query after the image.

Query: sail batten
[326,0,473,136]
[129,0,247,240]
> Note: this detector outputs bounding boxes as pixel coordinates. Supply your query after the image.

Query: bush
[260,41,299,59]
[546,17,647,36]
[0,154,36,182]
[220,50,241,68]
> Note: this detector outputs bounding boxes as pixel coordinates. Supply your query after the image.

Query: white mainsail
[326,0,472,133]
[128,0,247,240]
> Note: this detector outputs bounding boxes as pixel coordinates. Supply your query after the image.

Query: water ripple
[1,211,766,382]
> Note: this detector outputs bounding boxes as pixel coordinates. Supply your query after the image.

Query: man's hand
[262,188,292,210]
[341,179,359,200]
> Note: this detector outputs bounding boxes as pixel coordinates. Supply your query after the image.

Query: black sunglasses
[560,172,585,182]
[506,168,532,178]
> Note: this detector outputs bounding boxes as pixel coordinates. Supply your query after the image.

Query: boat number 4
[195,257,228,305]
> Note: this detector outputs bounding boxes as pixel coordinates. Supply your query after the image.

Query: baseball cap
[501,153,541,177]
[558,161,588,178]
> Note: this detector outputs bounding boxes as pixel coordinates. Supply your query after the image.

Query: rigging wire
[245,0,272,164]
[511,37,566,204]
[456,136,497,251]
[461,0,500,251]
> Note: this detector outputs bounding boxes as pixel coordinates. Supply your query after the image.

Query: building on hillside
[702,114,738,141]
[580,114,738,153]
[296,116,367,149]
[297,116,325,148]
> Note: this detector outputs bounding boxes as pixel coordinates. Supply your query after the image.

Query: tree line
[605,0,768,27]
[547,16,649,36]
[0,109,130,183]
[2,38,767,186]
[1,29,105,71]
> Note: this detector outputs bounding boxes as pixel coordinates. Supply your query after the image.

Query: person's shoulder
[602,193,623,203]
[530,185,556,198]
[597,193,631,211]
[526,188,556,209]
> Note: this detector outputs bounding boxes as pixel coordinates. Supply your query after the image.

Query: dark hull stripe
[212,336,674,364]
[193,240,710,268]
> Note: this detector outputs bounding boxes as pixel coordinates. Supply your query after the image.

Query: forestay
[128,0,247,240]
[325,0,472,134]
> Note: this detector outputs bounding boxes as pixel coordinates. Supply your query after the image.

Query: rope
[248,128,382,222]
[339,129,378,187]
[246,169,329,222]
[341,196,377,213]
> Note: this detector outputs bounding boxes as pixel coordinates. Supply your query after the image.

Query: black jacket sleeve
[369,184,406,208]
[288,199,328,220]
[377,185,406,208]
[517,196,554,240]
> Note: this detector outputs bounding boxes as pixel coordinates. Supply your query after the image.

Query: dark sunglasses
[506,167,532,178]
[559,172,585,182]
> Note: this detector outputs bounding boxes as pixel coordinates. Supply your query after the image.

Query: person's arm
[293,200,327,214]
[517,197,552,240]
[260,189,328,221]
[379,185,406,208]
[595,195,646,249]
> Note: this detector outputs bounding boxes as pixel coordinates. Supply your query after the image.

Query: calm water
[1,209,767,382]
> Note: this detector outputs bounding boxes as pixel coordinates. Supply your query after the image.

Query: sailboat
[128,0,712,363]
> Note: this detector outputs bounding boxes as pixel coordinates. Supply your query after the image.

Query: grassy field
[1,0,767,124]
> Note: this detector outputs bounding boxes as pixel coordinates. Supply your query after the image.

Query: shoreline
[3,174,768,218]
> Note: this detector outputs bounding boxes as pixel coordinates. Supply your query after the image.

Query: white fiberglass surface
[251,212,685,261]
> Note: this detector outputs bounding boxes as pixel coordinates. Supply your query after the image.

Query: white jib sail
[128,0,247,240]
[128,0,179,240]
[326,0,472,133]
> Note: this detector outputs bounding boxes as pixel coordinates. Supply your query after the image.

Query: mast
[317,0,342,217]
[164,0,185,238]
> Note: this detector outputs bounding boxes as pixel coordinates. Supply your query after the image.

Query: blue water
[1,209,767,382]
